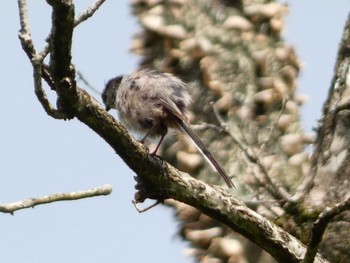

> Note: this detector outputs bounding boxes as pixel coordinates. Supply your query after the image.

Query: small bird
[102,68,234,188]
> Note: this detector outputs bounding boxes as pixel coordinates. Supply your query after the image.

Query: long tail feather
[178,120,235,188]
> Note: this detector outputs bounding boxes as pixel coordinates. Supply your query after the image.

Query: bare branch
[18,0,30,35]
[241,146,290,203]
[134,163,327,263]
[132,199,161,213]
[0,185,113,214]
[18,0,69,119]
[257,99,287,156]
[32,55,70,119]
[66,86,328,262]
[74,0,106,26]
[18,0,103,119]
[208,102,290,203]
[39,0,107,60]
[197,110,290,205]
[302,196,350,263]
[17,0,36,58]
[46,0,75,86]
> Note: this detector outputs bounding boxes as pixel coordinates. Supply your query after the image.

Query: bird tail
[178,120,235,188]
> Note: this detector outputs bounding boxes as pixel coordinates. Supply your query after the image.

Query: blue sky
[0,1,349,262]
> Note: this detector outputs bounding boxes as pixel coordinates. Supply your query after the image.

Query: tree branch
[302,196,350,263]
[0,185,113,214]
[17,0,70,119]
[203,104,290,205]
[46,0,75,87]
[72,87,328,263]
[74,0,106,26]
[17,0,34,56]
[77,70,101,96]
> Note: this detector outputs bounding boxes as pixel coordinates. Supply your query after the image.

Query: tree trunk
[301,15,350,262]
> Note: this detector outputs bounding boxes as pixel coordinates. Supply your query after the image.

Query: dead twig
[77,71,101,96]
[0,185,113,214]
[210,102,290,205]
[74,0,106,26]
[132,199,162,213]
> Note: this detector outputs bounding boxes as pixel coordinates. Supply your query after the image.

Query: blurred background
[0,1,349,262]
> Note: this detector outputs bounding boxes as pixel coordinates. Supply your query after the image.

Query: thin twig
[210,101,228,128]
[17,0,69,119]
[77,71,101,96]
[258,99,287,157]
[74,0,106,26]
[227,125,289,203]
[0,185,113,214]
[235,155,278,218]
[132,199,161,213]
[32,55,69,119]
[34,0,105,65]
[18,0,30,35]
[18,0,106,116]
[302,196,350,263]
[39,0,106,59]
[17,0,36,58]
[209,102,290,205]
